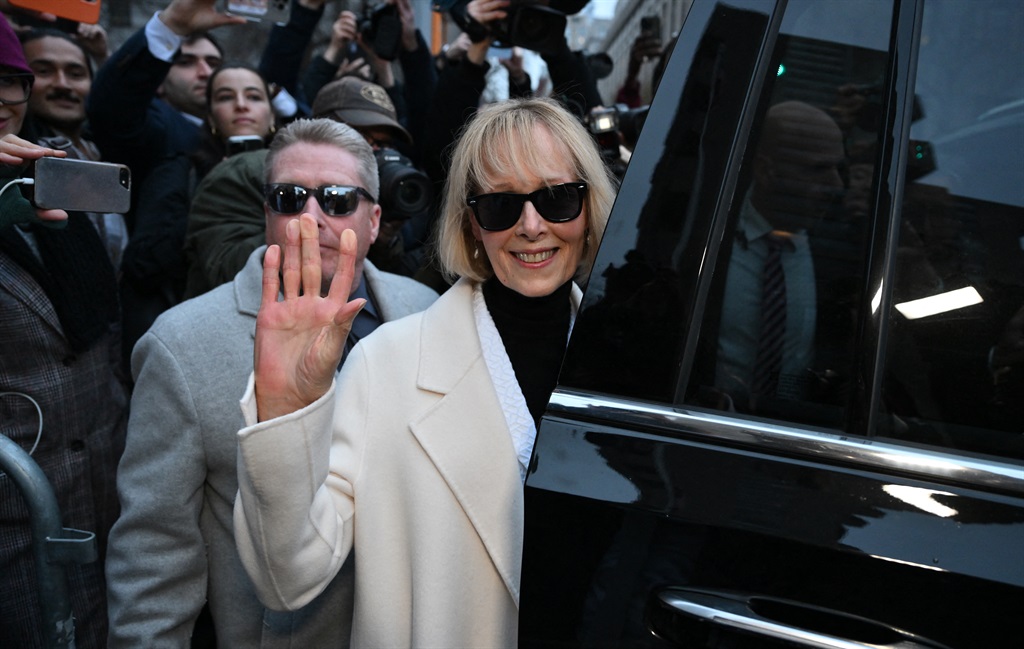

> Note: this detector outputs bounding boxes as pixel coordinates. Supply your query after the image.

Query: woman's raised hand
[253,214,366,421]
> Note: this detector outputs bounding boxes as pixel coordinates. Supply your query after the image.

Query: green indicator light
[777,64,786,76]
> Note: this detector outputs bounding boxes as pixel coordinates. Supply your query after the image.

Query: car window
[877,0,1024,459]
[560,0,1022,463]
[682,0,892,428]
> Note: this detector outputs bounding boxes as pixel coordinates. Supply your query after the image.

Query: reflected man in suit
[715,100,845,409]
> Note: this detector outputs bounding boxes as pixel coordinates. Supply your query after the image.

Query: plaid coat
[0,246,129,648]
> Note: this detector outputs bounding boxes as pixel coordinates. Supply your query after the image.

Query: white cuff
[272,87,299,119]
[146,11,185,62]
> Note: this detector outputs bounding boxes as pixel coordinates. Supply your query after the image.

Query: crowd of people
[0,0,665,646]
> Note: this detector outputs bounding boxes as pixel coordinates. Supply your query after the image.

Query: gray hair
[264,118,379,201]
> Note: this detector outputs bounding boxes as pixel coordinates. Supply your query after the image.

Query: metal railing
[0,433,97,649]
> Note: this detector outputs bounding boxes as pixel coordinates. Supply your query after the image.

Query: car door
[520,0,1024,647]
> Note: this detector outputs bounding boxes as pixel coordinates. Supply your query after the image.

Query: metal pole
[0,434,97,649]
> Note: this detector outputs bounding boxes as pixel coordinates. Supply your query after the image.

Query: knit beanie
[0,15,31,73]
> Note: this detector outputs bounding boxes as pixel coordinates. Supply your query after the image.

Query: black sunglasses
[263,183,376,217]
[467,182,588,232]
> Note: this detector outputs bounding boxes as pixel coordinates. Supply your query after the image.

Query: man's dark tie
[753,233,787,397]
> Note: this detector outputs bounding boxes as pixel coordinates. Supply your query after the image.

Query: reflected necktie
[753,233,786,396]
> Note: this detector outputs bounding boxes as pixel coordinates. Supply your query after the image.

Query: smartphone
[640,14,662,39]
[30,157,131,214]
[226,135,265,156]
[221,0,290,24]
[8,0,100,25]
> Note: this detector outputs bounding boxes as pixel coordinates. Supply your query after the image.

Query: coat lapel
[234,247,265,341]
[408,279,525,605]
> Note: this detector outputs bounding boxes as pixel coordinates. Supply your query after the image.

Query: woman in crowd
[233,96,616,647]
[193,62,277,176]
[120,62,277,359]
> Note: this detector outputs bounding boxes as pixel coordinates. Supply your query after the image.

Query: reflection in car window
[685,0,892,427]
[879,0,1024,460]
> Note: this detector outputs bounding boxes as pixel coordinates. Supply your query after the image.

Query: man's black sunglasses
[467,182,588,232]
[263,183,376,217]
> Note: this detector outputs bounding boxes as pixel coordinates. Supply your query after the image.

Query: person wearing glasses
[104,117,437,648]
[233,97,615,646]
[0,15,130,648]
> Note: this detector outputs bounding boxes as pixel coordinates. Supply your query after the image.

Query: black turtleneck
[483,277,573,426]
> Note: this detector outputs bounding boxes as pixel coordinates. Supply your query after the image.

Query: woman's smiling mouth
[514,250,555,263]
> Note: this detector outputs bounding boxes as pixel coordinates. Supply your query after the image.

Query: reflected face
[208,67,273,140]
[470,124,588,298]
[754,101,846,228]
[159,38,221,117]
[0,65,29,137]
[264,142,380,295]
[844,162,874,219]
[24,36,90,131]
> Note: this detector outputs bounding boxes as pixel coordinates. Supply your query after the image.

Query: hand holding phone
[30,157,131,214]
[640,14,662,40]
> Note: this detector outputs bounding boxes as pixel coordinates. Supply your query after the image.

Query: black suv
[520,0,1023,647]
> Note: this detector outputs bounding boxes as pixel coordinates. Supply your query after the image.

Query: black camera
[443,0,568,55]
[360,3,403,61]
[375,148,433,222]
[490,3,567,54]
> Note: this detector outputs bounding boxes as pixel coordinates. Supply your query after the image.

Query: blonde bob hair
[436,97,616,284]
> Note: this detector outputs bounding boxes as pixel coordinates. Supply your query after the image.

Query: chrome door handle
[653,588,952,649]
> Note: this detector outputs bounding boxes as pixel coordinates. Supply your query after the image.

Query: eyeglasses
[467,182,588,232]
[263,183,376,217]
[0,74,34,106]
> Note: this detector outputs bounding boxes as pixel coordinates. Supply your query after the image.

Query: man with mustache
[20,27,129,270]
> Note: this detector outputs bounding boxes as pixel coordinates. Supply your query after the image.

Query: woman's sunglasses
[467,182,588,232]
[263,183,376,217]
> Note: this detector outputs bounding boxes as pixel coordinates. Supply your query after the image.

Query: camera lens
[376,148,433,221]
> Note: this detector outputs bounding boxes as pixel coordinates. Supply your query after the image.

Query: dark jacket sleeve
[86,27,200,227]
[121,153,193,294]
[542,40,603,118]
[87,28,171,146]
[421,57,489,190]
[258,0,325,102]
[182,150,268,299]
[299,55,339,109]
[397,30,438,160]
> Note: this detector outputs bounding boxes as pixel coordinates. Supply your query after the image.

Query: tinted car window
[682,0,892,428]
[877,0,1024,458]
[561,0,1022,461]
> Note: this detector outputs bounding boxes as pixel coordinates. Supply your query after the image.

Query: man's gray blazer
[105,246,438,648]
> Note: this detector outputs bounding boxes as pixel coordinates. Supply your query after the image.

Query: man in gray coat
[105,118,438,647]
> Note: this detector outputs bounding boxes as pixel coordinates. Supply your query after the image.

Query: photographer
[444,0,601,117]
[298,0,436,158]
